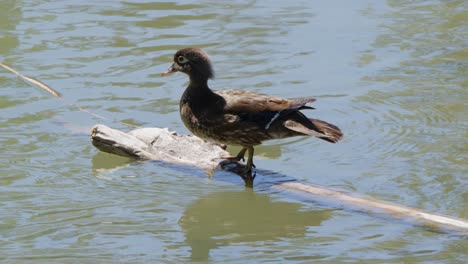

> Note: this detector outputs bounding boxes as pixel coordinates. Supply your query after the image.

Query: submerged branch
[90,124,468,235]
[0,62,61,97]
[0,62,139,128]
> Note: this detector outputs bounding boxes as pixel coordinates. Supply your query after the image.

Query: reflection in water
[179,190,331,261]
[91,151,135,179]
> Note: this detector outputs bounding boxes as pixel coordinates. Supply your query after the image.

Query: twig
[0,62,139,128]
[0,62,61,97]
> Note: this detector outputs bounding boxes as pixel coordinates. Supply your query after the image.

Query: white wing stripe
[265,111,282,130]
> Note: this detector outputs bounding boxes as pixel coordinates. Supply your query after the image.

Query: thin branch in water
[0,62,139,129]
[0,62,61,97]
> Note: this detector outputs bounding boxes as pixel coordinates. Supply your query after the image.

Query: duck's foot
[239,166,256,187]
[218,143,227,150]
[221,147,248,163]
[219,146,256,187]
[222,155,245,163]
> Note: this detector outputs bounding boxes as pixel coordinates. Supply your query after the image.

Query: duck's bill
[161,64,177,77]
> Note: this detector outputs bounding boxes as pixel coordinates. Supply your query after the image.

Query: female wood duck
[162,48,342,181]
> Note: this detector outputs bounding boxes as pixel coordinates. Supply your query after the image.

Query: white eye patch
[177,56,189,64]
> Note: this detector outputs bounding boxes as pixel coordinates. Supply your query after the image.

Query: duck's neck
[182,76,215,104]
[188,75,210,90]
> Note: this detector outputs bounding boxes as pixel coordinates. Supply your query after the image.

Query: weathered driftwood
[90,124,468,235]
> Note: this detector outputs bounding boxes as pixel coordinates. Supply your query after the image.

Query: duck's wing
[214,89,342,143]
[214,89,316,113]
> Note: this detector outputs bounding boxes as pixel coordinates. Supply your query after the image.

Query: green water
[1,0,466,263]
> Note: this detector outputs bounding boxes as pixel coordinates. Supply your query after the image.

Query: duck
[162,48,342,182]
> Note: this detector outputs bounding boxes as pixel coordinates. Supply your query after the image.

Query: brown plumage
[162,48,342,180]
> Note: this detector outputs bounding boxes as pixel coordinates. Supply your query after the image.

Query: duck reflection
[179,190,332,261]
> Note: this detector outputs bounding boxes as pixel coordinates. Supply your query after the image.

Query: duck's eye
[177,56,189,64]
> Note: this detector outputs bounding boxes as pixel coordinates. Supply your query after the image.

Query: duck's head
[162,48,214,80]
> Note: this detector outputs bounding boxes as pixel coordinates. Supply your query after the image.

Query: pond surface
[1,0,466,263]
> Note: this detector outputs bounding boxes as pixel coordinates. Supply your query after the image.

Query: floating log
[90,124,468,235]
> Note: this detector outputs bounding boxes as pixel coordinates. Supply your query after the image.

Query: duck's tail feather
[284,118,343,143]
[289,97,316,110]
[308,118,343,143]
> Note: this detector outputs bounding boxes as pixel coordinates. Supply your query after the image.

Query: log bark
[90,124,468,235]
